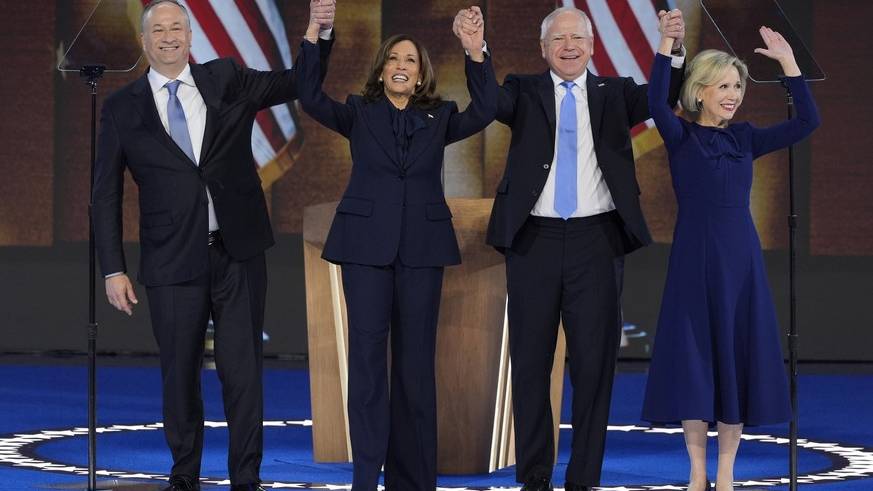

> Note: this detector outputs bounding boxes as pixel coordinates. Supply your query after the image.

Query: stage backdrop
[1,0,871,361]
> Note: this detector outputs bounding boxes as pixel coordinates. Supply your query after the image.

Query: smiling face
[541,11,594,81]
[141,2,192,79]
[380,40,421,107]
[697,65,744,127]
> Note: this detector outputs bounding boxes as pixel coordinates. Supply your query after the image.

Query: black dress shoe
[563,482,590,491]
[521,476,553,491]
[161,475,199,491]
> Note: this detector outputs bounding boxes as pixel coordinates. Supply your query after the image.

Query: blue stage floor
[1,359,871,490]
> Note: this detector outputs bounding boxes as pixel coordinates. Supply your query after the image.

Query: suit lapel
[130,73,193,167]
[585,71,606,147]
[403,106,435,169]
[537,71,557,139]
[191,63,221,166]
[361,98,401,167]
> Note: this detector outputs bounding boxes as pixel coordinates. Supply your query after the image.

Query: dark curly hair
[362,34,442,110]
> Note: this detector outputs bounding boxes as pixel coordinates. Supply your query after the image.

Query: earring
[416,80,422,86]
[378,76,383,83]
[696,99,703,110]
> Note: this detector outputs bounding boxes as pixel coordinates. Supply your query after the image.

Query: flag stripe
[206,1,295,145]
[586,0,647,83]
[183,1,287,156]
[630,0,663,53]
[183,2,244,68]
[234,0,286,71]
[563,1,658,138]
[210,1,298,142]
[251,122,276,165]
[607,0,653,77]
[234,1,300,142]
[255,0,293,69]
[578,0,618,78]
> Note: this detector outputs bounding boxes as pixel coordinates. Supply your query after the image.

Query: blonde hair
[680,49,749,119]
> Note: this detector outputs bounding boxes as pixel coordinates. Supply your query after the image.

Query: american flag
[136,0,302,188]
[561,0,673,156]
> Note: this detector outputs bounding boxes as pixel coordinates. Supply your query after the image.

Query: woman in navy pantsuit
[297,7,496,491]
[642,12,820,491]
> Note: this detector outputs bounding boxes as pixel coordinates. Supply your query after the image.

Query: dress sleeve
[648,53,687,150]
[294,39,355,138]
[749,76,821,159]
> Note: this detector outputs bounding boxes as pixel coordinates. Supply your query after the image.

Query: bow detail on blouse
[390,104,427,167]
[704,128,745,169]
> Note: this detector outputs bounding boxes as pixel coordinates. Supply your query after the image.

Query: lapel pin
[427,113,434,119]
[597,82,606,87]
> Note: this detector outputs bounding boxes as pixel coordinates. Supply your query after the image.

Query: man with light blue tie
[456,6,686,491]
[91,1,335,489]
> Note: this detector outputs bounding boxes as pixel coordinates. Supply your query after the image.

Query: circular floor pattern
[2,421,872,490]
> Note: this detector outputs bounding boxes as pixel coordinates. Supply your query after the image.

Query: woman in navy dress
[296,7,495,491]
[641,12,820,491]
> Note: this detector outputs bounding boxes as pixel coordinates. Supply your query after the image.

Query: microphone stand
[782,79,800,491]
[81,63,106,491]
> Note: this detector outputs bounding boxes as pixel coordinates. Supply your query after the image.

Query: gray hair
[681,49,749,118]
[141,0,191,33]
[540,7,593,40]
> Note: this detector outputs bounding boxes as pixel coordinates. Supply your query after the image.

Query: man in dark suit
[92,1,335,489]
[457,6,686,491]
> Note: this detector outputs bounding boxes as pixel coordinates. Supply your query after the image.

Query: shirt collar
[147,64,195,95]
[550,70,587,92]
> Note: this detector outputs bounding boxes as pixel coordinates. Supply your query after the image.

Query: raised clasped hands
[452,6,485,61]
[307,0,336,41]
[754,26,800,76]
[657,8,685,53]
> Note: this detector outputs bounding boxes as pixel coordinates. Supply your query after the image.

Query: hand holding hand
[454,7,485,61]
[105,274,138,316]
[307,0,336,41]
[657,9,685,53]
[754,26,800,76]
[453,7,480,38]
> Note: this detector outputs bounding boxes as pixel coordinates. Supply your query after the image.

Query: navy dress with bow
[641,54,820,425]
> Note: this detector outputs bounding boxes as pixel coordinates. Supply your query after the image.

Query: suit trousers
[341,259,444,491]
[146,240,267,485]
[506,212,621,486]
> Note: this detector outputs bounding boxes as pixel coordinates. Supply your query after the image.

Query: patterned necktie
[554,81,577,219]
[165,80,196,164]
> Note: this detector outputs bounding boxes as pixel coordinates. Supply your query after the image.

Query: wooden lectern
[303,198,566,474]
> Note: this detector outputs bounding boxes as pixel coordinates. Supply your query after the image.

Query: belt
[207,230,222,246]
[528,210,619,228]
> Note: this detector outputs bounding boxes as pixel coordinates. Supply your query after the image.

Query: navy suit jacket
[93,38,334,286]
[296,40,497,267]
[486,66,683,255]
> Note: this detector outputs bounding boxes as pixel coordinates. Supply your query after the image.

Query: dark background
[1,0,871,361]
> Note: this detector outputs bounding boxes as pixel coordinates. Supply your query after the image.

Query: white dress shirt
[531,70,614,218]
[147,64,219,232]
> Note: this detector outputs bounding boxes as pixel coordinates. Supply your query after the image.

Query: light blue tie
[166,80,196,164]
[554,81,577,219]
